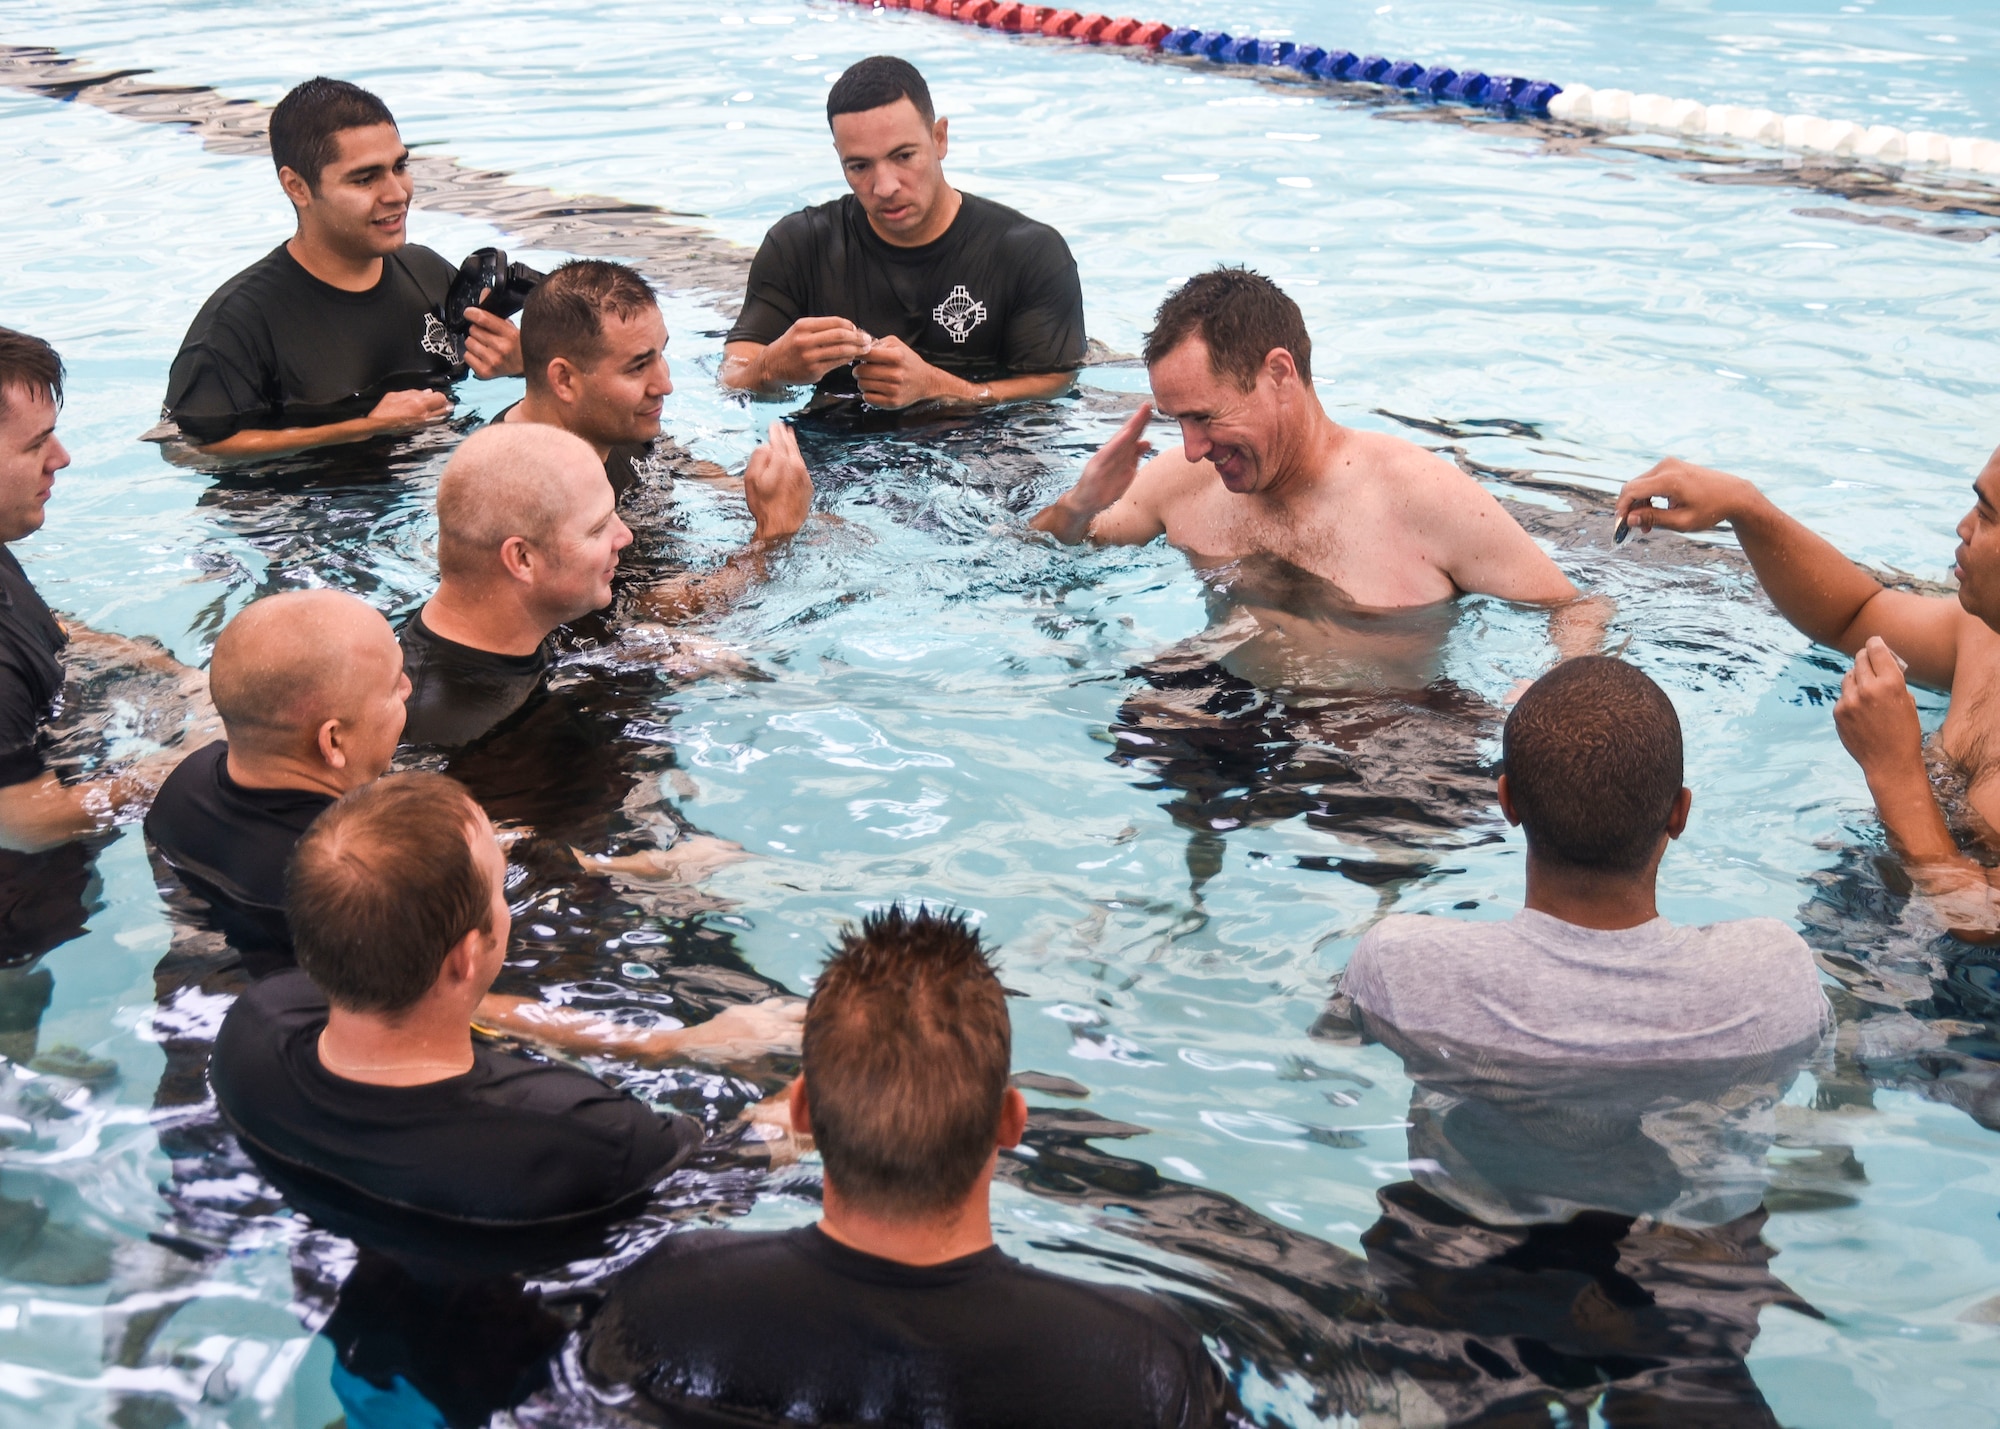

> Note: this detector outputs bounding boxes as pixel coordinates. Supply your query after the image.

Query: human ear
[1265,347,1297,388]
[278,166,313,213]
[996,1086,1028,1150]
[1496,773,1521,826]
[787,1075,813,1137]
[1665,786,1693,840]
[498,535,536,584]
[547,357,581,405]
[318,718,347,770]
[933,116,949,159]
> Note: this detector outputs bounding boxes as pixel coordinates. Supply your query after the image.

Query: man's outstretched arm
[1617,458,1962,688]
[473,993,804,1065]
[1029,403,1164,546]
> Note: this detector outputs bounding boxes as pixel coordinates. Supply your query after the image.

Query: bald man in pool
[1617,446,2000,927]
[1031,269,1600,660]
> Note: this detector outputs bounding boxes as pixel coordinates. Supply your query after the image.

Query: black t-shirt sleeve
[164,309,276,444]
[0,664,45,787]
[1001,223,1087,375]
[725,213,813,348]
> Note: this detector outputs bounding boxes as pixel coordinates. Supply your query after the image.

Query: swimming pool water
[2,1,1999,1424]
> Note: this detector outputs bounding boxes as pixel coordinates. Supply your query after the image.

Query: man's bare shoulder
[1339,428,1480,495]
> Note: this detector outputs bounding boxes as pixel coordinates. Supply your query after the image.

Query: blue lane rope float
[843,0,2000,181]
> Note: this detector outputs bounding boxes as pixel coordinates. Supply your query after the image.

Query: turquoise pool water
[2,1,1999,1424]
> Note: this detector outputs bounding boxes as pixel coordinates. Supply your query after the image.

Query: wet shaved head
[436,422,607,582]
[210,590,401,754]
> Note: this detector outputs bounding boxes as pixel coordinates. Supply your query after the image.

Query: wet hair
[287,772,493,1014]
[269,77,398,193]
[826,56,935,127]
[1502,656,1685,873]
[803,906,1010,1218]
[0,327,64,420]
[520,260,658,389]
[1143,266,1313,388]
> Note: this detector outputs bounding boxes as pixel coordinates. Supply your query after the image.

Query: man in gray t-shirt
[1340,657,1830,1062]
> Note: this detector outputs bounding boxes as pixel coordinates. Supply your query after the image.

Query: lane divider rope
[841,0,2000,183]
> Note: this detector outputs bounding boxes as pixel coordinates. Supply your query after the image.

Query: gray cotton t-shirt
[1341,908,1831,1063]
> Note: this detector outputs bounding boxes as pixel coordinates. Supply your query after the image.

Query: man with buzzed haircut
[1339,657,1828,1057]
[1616,449,2000,925]
[502,258,813,533]
[147,589,409,973]
[1033,269,1593,643]
[589,906,1237,1429]
[722,56,1084,411]
[400,422,633,747]
[163,77,522,458]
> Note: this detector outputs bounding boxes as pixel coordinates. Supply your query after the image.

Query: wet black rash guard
[398,609,549,749]
[726,192,1086,401]
[143,740,334,975]
[212,969,701,1226]
[587,1225,1238,1428]
[0,543,98,966]
[164,243,460,444]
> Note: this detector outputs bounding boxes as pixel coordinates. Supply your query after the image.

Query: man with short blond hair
[400,422,631,746]
[589,906,1235,1428]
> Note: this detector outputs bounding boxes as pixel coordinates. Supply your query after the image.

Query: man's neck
[421,580,552,658]
[286,228,385,293]
[817,1175,995,1266]
[508,391,610,462]
[224,742,351,799]
[1521,854,1661,931]
[870,183,962,249]
[1257,400,1347,509]
[316,1001,475,1087]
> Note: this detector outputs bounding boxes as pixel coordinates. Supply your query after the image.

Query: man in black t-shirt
[400,423,634,747]
[146,589,410,973]
[162,77,523,458]
[588,906,1238,1428]
[0,330,210,1070]
[211,773,710,1226]
[721,56,1085,412]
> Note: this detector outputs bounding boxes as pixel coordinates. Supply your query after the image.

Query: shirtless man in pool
[1617,447,2000,917]
[1031,267,1600,674]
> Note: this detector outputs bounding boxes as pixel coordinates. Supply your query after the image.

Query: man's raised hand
[746,421,814,543]
[1614,458,1761,538]
[1834,637,1926,784]
[762,317,873,386]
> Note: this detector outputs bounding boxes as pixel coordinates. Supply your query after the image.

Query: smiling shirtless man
[1618,447,2000,916]
[1033,268,1589,646]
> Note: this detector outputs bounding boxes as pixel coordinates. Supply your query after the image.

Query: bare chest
[1162,489,1455,609]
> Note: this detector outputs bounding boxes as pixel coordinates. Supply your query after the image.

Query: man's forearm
[1864,756,1960,867]
[197,417,392,459]
[940,371,1076,405]
[1730,495,1887,651]
[0,772,122,853]
[721,344,777,393]
[1028,491,1103,545]
[1547,593,1615,662]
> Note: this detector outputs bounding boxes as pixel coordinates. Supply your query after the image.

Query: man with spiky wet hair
[723,56,1085,411]
[163,77,522,457]
[588,905,1238,1428]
